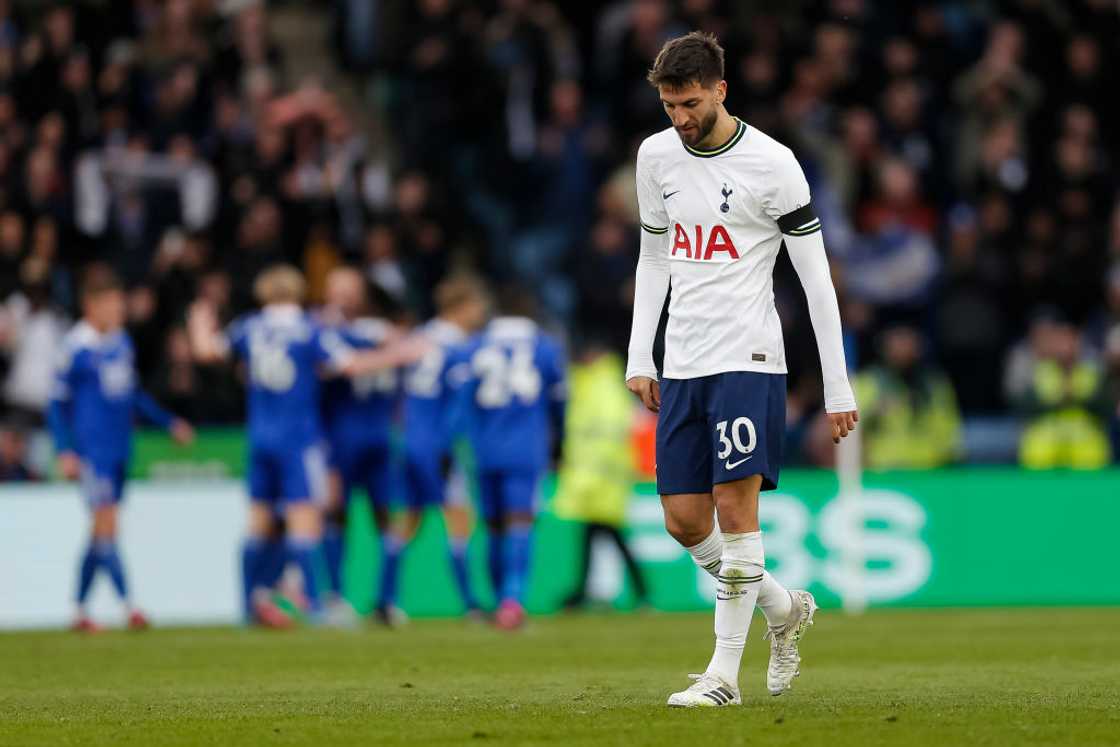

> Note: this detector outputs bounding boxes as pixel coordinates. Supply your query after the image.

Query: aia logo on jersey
[671,224,740,261]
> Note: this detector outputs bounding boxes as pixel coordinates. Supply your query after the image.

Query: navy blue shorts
[81,458,127,508]
[476,470,541,523]
[402,445,450,510]
[248,440,329,505]
[332,440,396,511]
[656,372,786,495]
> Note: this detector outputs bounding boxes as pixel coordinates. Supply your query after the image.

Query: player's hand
[827,410,858,444]
[392,334,433,366]
[57,451,82,481]
[627,376,661,413]
[170,419,196,446]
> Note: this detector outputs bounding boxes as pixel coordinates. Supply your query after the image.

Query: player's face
[325,271,365,318]
[659,81,725,146]
[460,296,489,331]
[84,289,126,332]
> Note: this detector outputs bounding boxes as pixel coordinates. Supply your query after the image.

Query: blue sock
[77,544,98,606]
[487,531,503,602]
[94,540,128,602]
[259,539,286,589]
[241,537,266,619]
[286,538,325,614]
[500,526,533,604]
[323,524,344,596]
[448,537,477,611]
[377,534,403,609]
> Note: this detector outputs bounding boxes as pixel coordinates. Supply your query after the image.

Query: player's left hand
[827,410,858,444]
[170,419,196,446]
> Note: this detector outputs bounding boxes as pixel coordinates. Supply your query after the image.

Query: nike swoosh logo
[725,456,753,470]
[662,190,680,200]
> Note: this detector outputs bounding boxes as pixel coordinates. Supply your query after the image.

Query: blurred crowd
[1,0,1119,479]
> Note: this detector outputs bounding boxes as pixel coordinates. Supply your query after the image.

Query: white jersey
[627,118,856,412]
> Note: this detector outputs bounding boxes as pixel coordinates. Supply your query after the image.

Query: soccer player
[377,275,490,625]
[318,266,399,623]
[625,32,859,706]
[451,287,566,630]
[189,264,417,627]
[49,264,195,632]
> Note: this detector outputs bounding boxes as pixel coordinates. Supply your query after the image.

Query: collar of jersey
[428,317,465,343]
[488,316,537,339]
[263,303,303,320]
[682,117,746,158]
[74,320,111,345]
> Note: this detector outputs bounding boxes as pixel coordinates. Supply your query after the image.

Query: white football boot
[764,590,817,695]
[666,673,741,707]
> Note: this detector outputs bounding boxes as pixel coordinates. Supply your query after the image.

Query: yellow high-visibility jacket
[553,354,636,528]
[853,367,962,469]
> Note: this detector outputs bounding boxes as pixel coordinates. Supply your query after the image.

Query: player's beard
[677,107,720,146]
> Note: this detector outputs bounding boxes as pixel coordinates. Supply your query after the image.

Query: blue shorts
[333,440,395,511]
[402,443,470,511]
[656,372,786,495]
[81,459,127,508]
[477,470,541,523]
[248,441,329,505]
[402,446,449,510]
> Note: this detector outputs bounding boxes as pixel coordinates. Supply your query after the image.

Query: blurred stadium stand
[0,0,1119,479]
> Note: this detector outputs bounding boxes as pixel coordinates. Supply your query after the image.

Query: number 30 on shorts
[715,417,757,460]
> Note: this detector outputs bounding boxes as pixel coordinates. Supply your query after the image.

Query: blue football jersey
[452,317,567,473]
[402,318,468,454]
[225,305,351,448]
[48,322,173,464]
[320,317,397,448]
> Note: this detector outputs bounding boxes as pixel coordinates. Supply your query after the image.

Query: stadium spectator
[0,422,37,481]
[1013,318,1112,469]
[0,259,69,421]
[852,326,962,469]
[554,341,647,610]
[934,205,1007,413]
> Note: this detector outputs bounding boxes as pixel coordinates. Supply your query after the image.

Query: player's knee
[712,481,761,531]
[372,506,393,533]
[247,502,274,537]
[663,513,708,547]
[325,506,347,530]
[443,506,472,537]
[285,504,322,539]
[91,506,117,539]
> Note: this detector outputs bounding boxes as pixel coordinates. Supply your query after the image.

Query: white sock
[757,571,793,627]
[706,531,764,687]
[685,524,723,579]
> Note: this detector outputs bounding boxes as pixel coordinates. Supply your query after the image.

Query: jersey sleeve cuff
[824,396,857,414]
[639,220,669,235]
[625,365,658,382]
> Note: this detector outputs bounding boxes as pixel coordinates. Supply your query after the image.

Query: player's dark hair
[647,31,725,90]
[79,262,122,300]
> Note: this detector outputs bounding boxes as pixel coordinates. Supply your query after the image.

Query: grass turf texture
[1,608,1118,746]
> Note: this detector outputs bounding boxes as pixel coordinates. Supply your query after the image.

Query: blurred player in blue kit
[189,265,419,627]
[375,275,490,625]
[318,267,400,624]
[450,288,567,629]
[49,265,195,632]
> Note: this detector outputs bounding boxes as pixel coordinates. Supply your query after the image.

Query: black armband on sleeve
[776,202,821,236]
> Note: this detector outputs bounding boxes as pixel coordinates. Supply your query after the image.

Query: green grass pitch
[2,608,1118,746]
